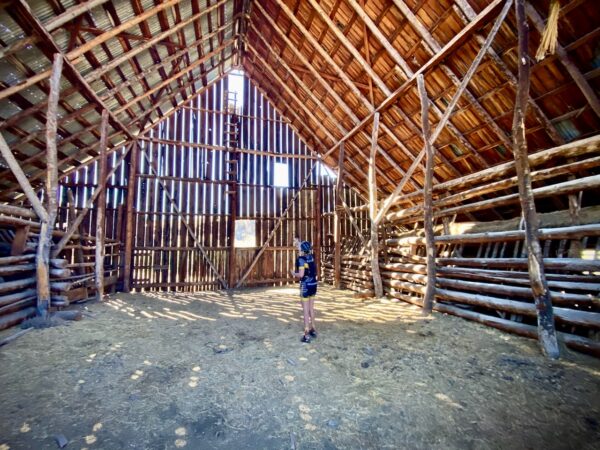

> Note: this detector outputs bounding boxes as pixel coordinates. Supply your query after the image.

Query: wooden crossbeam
[0,0,112,60]
[67,0,183,62]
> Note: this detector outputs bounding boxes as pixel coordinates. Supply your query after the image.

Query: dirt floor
[1,285,599,450]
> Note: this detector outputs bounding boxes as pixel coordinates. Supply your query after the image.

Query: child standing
[291,238,318,343]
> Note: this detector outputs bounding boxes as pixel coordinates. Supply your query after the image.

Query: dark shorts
[300,280,318,299]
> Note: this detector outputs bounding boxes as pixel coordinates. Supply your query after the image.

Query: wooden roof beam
[385,0,514,152]
[318,0,507,157]
[287,64,371,90]
[525,3,600,119]
[115,39,235,116]
[135,70,230,135]
[10,0,134,142]
[66,0,184,63]
[249,9,425,196]
[248,42,400,194]
[243,61,369,197]
[273,0,465,179]
[453,0,564,145]
[338,0,491,171]
[373,0,513,225]
[98,22,234,101]
[74,26,185,51]
[0,0,112,60]
[0,0,230,101]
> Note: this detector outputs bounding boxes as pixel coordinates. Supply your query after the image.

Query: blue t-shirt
[296,254,317,283]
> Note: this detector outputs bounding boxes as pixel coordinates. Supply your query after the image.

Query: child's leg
[309,297,316,330]
[301,299,311,333]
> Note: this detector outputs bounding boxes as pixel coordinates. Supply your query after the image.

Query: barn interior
[0,0,599,448]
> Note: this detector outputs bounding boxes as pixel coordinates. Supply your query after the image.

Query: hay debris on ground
[0,285,599,449]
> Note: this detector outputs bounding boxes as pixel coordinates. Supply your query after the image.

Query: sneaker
[309,328,317,338]
[301,334,311,343]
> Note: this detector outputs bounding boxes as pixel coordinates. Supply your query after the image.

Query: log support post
[368,113,383,298]
[67,189,86,275]
[418,74,436,314]
[123,141,139,292]
[513,0,559,358]
[95,109,109,301]
[11,225,30,256]
[36,53,62,316]
[333,142,345,289]
[227,149,240,289]
[314,170,322,276]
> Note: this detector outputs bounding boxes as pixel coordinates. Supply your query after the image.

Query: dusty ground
[1,285,599,450]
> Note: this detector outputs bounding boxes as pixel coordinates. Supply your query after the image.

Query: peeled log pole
[36,53,62,316]
[368,113,383,298]
[123,141,139,292]
[95,109,109,301]
[334,142,345,289]
[67,189,86,276]
[0,133,48,222]
[513,0,558,359]
[417,74,435,314]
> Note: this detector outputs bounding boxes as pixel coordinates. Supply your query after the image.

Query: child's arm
[290,267,305,279]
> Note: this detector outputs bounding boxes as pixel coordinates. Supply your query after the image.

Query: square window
[273,162,289,187]
[235,219,256,248]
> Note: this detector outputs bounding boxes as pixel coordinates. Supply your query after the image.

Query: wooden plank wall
[57,146,128,289]
[129,75,365,292]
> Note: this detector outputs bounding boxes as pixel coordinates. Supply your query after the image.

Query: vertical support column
[95,109,109,301]
[513,0,559,358]
[227,151,239,289]
[123,141,139,292]
[314,171,322,277]
[36,53,62,316]
[67,189,86,276]
[333,141,345,288]
[368,113,383,298]
[418,74,436,314]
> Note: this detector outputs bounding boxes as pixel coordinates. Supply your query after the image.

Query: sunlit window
[273,162,289,187]
[318,161,337,179]
[235,219,256,248]
[227,69,244,114]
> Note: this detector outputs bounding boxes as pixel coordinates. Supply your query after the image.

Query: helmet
[300,241,312,253]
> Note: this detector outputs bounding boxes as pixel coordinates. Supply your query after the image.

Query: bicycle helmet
[300,241,312,253]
